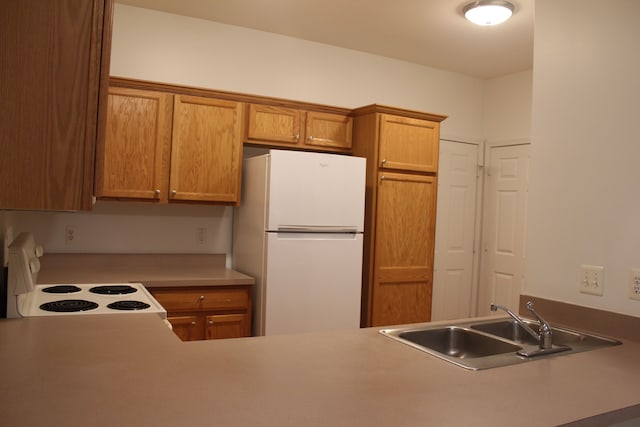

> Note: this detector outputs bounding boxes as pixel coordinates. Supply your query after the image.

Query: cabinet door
[371,172,437,327]
[205,314,250,340]
[170,95,244,204]
[0,0,111,210]
[378,114,439,173]
[169,315,205,341]
[246,104,302,145]
[304,112,353,150]
[95,87,173,201]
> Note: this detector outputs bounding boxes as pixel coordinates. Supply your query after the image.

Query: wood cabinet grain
[95,85,245,205]
[149,286,252,341]
[0,0,113,210]
[95,87,173,201]
[170,95,244,204]
[352,105,446,327]
[246,104,353,152]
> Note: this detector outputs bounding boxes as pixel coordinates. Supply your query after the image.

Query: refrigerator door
[267,150,366,232]
[262,232,363,336]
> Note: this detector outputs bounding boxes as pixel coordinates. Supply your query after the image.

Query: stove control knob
[29,258,41,274]
[34,245,44,257]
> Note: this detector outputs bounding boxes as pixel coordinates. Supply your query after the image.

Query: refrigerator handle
[276,226,359,234]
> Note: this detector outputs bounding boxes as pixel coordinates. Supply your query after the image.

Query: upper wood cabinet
[95,84,245,205]
[95,87,173,202]
[352,105,447,328]
[170,95,244,204]
[0,0,113,210]
[379,114,439,173]
[246,104,353,152]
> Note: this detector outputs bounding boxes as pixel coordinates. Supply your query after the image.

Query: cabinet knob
[199,295,205,301]
[154,189,161,196]
[171,189,177,197]
[294,133,300,141]
[381,159,387,165]
[307,135,314,142]
[191,321,197,325]
[208,320,213,325]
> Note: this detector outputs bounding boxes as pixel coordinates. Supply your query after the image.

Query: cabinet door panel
[169,315,204,341]
[0,0,110,210]
[206,314,250,340]
[170,95,244,203]
[371,172,437,326]
[246,104,302,145]
[379,115,439,173]
[95,87,172,201]
[304,112,353,150]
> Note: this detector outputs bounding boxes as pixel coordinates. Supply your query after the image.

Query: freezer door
[263,232,363,336]
[267,150,365,232]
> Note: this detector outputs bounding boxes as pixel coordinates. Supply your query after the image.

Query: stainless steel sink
[399,326,522,358]
[471,320,622,353]
[380,318,622,370]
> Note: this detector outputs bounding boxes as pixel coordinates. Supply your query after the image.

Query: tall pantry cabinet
[352,105,447,327]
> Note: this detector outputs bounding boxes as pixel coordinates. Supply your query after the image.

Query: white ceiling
[116,0,534,79]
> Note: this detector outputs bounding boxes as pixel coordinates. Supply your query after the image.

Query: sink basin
[471,320,622,353]
[398,327,521,358]
[380,318,622,370]
[380,325,526,370]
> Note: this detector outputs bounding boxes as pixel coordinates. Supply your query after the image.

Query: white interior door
[432,141,480,321]
[478,144,530,315]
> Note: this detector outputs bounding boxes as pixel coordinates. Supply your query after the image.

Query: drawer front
[152,288,249,312]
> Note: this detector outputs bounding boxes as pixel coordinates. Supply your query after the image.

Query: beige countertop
[1,314,639,426]
[36,253,254,287]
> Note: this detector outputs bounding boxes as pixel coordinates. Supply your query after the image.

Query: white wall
[483,70,532,143]
[527,0,640,316]
[10,203,231,254]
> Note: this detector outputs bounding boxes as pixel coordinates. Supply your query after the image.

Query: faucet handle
[525,301,551,331]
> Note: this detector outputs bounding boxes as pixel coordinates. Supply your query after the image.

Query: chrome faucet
[490,301,553,350]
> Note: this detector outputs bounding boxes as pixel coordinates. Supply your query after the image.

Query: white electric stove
[7,232,166,320]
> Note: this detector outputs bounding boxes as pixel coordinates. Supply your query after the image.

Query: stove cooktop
[16,283,167,318]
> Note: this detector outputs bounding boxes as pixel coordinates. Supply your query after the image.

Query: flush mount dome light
[463,0,514,26]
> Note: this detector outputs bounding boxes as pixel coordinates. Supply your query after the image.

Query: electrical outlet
[629,269,640,301]
[65,225,76,245]
[196,227,207,245]
[579,265,604,296]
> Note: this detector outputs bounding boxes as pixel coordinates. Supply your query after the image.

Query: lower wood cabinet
[148,285,252,341]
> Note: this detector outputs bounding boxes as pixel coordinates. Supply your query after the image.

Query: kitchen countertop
[1,314,639,426]
[36,253,254,287]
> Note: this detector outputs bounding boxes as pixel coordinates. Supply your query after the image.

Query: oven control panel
[8,232,42,297]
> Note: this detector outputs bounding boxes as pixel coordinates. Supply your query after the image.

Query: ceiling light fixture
[463,0,515,26]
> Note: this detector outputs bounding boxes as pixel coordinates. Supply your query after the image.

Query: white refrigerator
[232,150,366,336]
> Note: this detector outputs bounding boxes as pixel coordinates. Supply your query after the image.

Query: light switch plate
[580,265,604,296]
